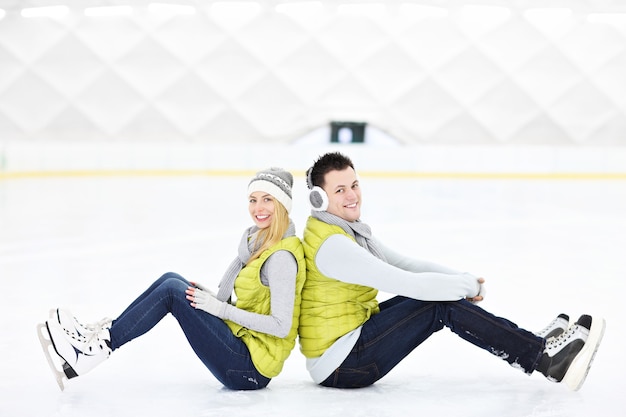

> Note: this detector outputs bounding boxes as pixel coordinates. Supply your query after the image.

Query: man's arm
[316,234,479,301]
[373,236,463,274]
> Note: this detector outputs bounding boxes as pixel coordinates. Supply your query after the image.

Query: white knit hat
[247,167,293,213]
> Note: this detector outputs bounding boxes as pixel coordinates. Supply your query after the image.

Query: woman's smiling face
[249,191,275,229]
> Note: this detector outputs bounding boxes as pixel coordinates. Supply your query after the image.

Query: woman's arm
[221,250,297,338]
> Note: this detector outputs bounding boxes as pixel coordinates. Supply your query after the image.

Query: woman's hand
[186,286,224,317]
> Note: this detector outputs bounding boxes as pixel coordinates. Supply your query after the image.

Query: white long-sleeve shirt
[306,234,480,383]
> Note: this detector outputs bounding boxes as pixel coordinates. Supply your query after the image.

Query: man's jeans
[109,272,270,390]
[321,296,545,388]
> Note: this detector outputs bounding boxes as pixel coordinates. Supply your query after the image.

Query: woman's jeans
[321,296,545,388]
[109,272,270,390]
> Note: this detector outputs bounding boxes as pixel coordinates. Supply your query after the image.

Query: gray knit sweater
[219,250,298,339]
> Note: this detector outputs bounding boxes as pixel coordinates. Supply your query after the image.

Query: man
[298,151,604,391]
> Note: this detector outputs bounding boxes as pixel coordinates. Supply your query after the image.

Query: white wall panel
[0,0,625,146]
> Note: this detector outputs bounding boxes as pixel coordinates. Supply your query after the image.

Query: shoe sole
[562,317,606,391]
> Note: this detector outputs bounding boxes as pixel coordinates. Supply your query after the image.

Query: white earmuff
[307,167,329,211]
[309,186,329,211]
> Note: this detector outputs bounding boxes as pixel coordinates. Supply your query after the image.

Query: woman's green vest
[225,236,305,378]
[299,217,379,358]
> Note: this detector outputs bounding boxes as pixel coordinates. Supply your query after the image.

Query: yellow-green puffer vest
[299,216,379,358]
[225,236,306,378]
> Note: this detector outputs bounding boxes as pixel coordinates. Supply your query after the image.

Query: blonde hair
[247,199,290,265]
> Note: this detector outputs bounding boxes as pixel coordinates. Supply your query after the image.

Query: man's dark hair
[306,152,355,189]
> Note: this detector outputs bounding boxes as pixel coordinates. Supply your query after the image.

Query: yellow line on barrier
[359,171,626,180]
[0,170,257,179]
[1,170,626,180]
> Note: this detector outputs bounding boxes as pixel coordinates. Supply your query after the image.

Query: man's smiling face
[322,167,361,222]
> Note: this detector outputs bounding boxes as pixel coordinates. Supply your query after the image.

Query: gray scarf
[216,221,296,301]
[311,211,386,262]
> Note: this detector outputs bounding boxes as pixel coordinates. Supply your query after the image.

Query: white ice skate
[49,308,112,339]
[37,319,111,391]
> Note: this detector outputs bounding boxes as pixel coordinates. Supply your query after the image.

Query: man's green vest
[226,236,305,378]
[299,217,379,358]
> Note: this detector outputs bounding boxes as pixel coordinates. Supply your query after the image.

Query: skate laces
[72,314,112,332]
[545,323,586,353]
[87,317,113,332]
[537,318,561,337]
[73,326,111,352]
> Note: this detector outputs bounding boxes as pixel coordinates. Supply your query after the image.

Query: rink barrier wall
[2,170,626,181]
[1,143,626,180]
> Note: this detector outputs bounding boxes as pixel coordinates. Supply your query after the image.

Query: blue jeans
[320,296,545,388]
[109,272,271,390]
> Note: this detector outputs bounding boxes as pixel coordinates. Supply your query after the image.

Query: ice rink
[1,167,624,417]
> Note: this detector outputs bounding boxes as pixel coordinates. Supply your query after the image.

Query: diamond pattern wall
[0,0,626,145]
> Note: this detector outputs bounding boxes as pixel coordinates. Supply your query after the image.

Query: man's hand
[466,277,486,303]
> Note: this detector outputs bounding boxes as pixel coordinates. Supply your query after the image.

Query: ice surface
[1,174,624,417]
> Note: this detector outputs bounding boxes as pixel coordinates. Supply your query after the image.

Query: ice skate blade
[563,317,606,391]
[36,323,66,391]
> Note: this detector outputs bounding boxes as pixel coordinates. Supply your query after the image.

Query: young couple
[38,152,605,393]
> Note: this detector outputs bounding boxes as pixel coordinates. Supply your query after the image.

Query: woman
[37,167,306,391]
